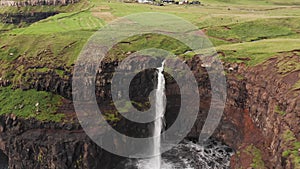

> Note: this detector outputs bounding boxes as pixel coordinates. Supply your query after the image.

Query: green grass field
[0,86,64,122]
[216,38,300,65]
[10,10,104,34]
[0,0,299,121]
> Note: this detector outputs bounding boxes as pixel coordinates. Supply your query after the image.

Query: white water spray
[152,60,166,169]
[136,60,233,169]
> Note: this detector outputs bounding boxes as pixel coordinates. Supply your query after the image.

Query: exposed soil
[91,6,118,22]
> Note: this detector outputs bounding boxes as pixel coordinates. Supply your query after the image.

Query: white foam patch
[181,158,194,169]
[135,140,234,169]
[137,159,174,169]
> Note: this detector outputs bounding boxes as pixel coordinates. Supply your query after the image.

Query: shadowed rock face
[0,12,58,25]
[0,0,78,6]
[0,149,8,169]
[0,115,126,169]
[0,55,245,169]
[0,53,298,168]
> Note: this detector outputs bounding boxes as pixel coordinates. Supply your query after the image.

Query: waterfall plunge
[137,60,169,169]
[134,60,233,169]
[152,60,166,169]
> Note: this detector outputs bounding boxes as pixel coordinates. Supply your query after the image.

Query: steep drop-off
[0,53,299,168]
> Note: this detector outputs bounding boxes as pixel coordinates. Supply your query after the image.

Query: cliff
[0,0,79,6]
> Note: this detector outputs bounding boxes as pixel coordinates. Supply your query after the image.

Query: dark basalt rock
[0,115,126,169]
[0,149,8,169]
[0,12,58,25]
[0,0,79,6]
[0,55,247,168]
[2,54,297,168]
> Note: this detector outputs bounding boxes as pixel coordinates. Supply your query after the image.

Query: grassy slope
[202,0,300,5]
[0,0,299,122]
[0,1,298,167]
[95,0,300,65]
[0,0,90,14]
[216,39,300,65]
[0,87,64,122]
[0,0,104,121]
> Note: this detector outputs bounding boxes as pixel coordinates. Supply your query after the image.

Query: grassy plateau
[0,0,299,167]
[0,0,299,123]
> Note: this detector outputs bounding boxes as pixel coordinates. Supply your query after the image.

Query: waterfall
[136,60,167,169]
[152,60,166,169]
[135,60,233,169]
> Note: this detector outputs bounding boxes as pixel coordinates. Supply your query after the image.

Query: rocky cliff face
[234,53,300,169]
[0,53,299,168]
[0,12,58,25]
[0,0,79,6]
[0,114,126,169]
